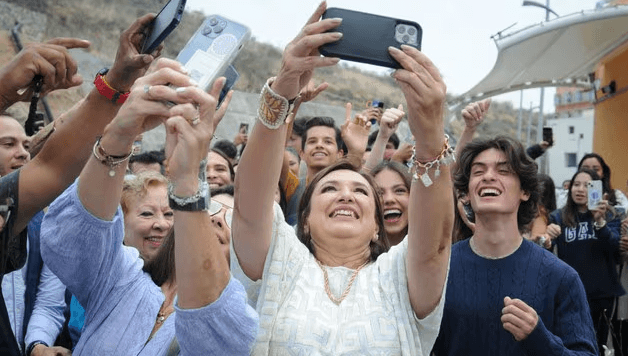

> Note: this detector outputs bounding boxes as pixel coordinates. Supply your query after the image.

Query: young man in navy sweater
[432,136,597,355]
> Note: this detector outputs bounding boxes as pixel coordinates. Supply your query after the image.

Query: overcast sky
[184,0,599,113]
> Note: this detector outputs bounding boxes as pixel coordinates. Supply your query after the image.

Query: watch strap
[94,68,129,105]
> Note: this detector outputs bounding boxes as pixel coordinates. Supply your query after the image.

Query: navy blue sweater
[432,239,597,356]
[549,209,624,300]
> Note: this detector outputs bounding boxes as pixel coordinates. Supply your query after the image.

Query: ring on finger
[353,117,361,125]
[144,85,152,98]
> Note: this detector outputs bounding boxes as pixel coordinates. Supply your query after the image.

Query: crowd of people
[0,2,627,355]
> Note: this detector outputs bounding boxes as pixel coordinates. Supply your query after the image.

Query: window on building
[569,126,575,134]
[554,95,561,106]
[575,91,583,102]
[566,153,578,167]
[563,92,572,103]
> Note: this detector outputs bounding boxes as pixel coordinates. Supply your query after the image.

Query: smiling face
[206,151,232,189]
[123,185,174,261]
[570,171,592,209]
[0,116,30,176]
[306,169,379,252]
[374,168,409,244]
[301,126,342,170]
[468,148,530,218]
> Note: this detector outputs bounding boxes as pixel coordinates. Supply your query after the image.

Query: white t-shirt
[231,205,446,355]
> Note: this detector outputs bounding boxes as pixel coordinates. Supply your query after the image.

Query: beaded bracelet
[408,134,455,187]
[257,77,299,129]
[92,137,133,177]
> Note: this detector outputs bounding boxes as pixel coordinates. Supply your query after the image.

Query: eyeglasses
[209,200,233,229]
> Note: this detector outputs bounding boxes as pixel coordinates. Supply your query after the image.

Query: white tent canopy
[447,5,628,111]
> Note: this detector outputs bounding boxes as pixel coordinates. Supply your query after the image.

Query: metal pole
[527,102,533,147]
[517,90,523,141]
[537,0,551,174]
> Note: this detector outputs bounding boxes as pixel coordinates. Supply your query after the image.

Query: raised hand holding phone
[141,0,186,54]
[320,8,422,68]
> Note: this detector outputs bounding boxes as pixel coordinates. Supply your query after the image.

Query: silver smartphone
[176,15,250,92]
[587,180,603,211]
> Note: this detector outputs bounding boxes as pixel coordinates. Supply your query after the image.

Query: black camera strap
[24,75,44,136]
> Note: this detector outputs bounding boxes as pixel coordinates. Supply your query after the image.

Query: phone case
[176,15,251,92]
[543,127,553,145]
[141,0,186,54]
[587,180,603,211]
[319,8,422,69]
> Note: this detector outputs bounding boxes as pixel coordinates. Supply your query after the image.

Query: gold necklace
[316,259,369,305]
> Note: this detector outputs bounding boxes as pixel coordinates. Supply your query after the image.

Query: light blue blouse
[40,181,258,355]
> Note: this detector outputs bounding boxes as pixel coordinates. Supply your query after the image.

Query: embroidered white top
[231,204,447,355]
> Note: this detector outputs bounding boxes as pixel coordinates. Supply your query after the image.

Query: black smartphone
[239,123,249,135]
[218,65,239,108]
[543,127,553,146]
[141,0,186,54]
[319,8,422,69]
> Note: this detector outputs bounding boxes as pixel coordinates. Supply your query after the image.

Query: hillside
[0,0,538,141]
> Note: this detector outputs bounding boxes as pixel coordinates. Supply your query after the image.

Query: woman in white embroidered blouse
[231,2,453,354]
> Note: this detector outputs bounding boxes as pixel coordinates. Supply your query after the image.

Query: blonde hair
[121,171,168,215]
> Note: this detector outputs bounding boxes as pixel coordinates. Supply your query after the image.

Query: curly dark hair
[453,136,539,232]
[296,160,389,261]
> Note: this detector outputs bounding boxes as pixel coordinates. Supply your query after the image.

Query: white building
[546,110,595,187]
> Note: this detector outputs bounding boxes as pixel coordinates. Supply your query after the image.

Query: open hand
[389,45,446,159]
[341,102,370,156]
[271,1,341,100]
[106,13,164,93]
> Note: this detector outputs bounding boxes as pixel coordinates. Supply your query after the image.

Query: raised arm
[77,59,195,220]
[11,14,160,235]
[452,99,490,176]
[363,105,404,173]
[233,1,341,280]
[165,78,231,307]
[340,103,370,170]
[389,45,453,318]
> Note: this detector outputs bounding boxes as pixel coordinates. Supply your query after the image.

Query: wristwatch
[94,68,129,104]
[168,180,210,211]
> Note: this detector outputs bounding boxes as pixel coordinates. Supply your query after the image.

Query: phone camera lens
[402,35,410,43]
[396,25,406,34]
[209,17,218,26]
[202,26,212,36]
[407,27,416,35]
[213,24,225,33]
